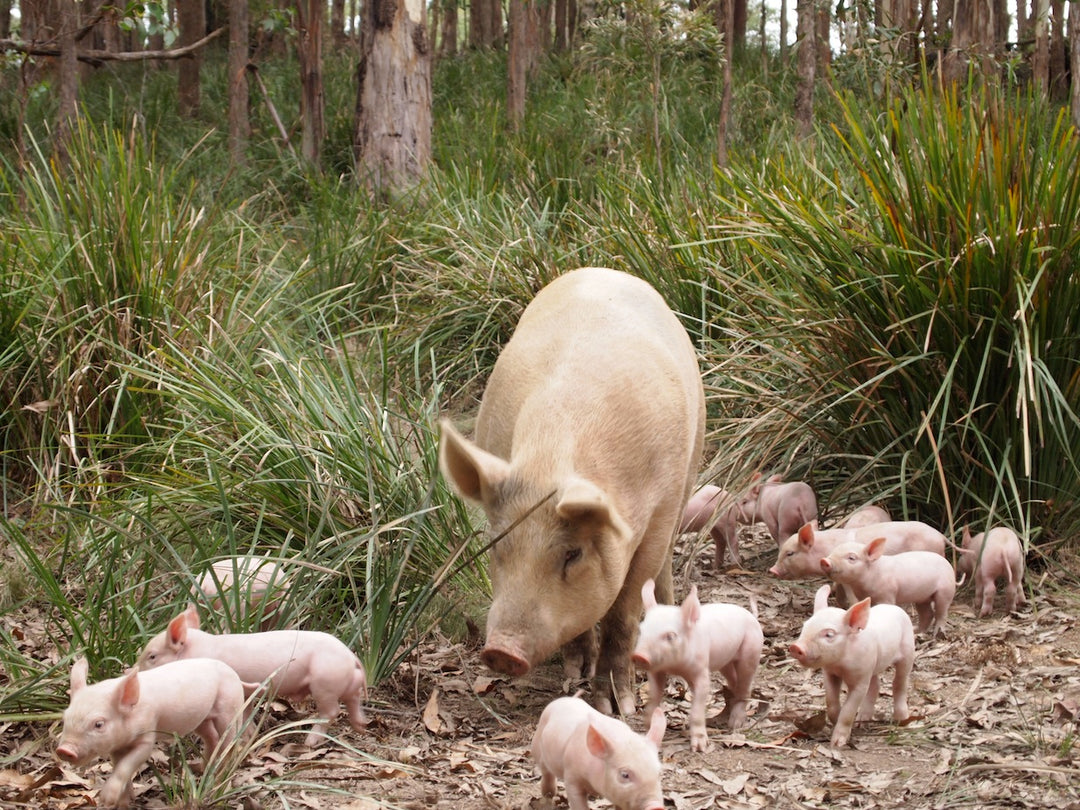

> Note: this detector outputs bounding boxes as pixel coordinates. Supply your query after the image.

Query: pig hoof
[691,732,711,753]
[480,646,531,678]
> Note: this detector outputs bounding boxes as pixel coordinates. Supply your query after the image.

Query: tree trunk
[717,0,735,167]
[1049,0,1066,98]
[56,0,79,165]
[1032,0,1049,90]
[780,0,789,57]
[354,0,432,193]
[508,0,526,130]
[555,0,568,50]
[489,0,505,47]
[733,0,747,49]
[794,0,815,140]
[177,0,205,117]
[439,0,459,57]
[332,0,347,45]
[297,0,325,169]
[1070,0,1080,129]
[0,0,11,38]
[228,0,250,166]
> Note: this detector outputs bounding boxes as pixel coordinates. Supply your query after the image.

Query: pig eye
[563,547,582,570]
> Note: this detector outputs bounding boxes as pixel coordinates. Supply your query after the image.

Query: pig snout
[480,639,532,677]
[768,566,781,577]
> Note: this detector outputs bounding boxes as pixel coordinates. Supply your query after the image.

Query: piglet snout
[56,744,79,763]
[631,652,650,669]
[788,643,807,663]
[819,558,832,573]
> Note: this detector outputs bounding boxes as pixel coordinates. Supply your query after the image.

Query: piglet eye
[93,719,105,730]
[618,768,632,783]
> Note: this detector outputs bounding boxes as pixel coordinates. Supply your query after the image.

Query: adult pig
[532,695,666,810]
[137,605,367,747]
[632,579,762,751]
[56,657,247,809]
[769,520,946,580]
[679,485,740,569]
[439,267,705,715]
[737,473,818,545]
[821,537,956,634]
[958,526,1027,617]
[789,586,915,748]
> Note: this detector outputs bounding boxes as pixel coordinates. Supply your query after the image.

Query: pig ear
[846,598,872,631]
[681,585,701,627]
[866,537,887,560]
[556,478,631,542]
[641,579,658,610]
[645,707,667,746]
[184,603,201,630]
[437,420,512,504]
[167,611,190,648]
[798,523,815,549]
[69,657,89,694]
[585,723,613,759]
[813,584,832,613]
[114,669,141,713]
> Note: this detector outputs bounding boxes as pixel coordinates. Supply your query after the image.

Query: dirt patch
[4,531,1080,810]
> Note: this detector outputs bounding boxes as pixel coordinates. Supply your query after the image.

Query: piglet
[56,657,248,809]
[737,473,818,545]
[137,605,367,747]
[195,554,291,630]
[769,520,946,580]
[532,695,666,810]
[789,585,915,748]
[958,526,1026,617]
[838,504,891,529]
[821,537,956,634]
[632,579,762,752]
[680,485,740,569]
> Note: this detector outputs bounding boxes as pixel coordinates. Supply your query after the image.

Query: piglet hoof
[690,730,711,753]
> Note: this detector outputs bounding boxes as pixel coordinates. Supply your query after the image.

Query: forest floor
[4,528,1080,810]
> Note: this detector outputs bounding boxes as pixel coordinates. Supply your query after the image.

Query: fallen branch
[0,26,226,64]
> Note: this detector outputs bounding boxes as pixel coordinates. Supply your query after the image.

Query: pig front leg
[832,677,871,748]
[857,673,880,722]
[100,738,155,809]
[594,603,637,716]
[562,628,598,681]
[823,671,843,726]
[643,671,667,719]
[564,780,592,810]
[687,670,713,752]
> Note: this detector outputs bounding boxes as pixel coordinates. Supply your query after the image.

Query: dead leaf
[423,688,442,734]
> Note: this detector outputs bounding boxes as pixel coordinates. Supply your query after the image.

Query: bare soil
[4,530,1080,810]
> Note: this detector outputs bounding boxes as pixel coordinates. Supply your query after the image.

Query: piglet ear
[167,610,190,648]
[641,579,658,611]
[69,657,89,694]
[813,584,832,613]
[798,523,815,549]
[681,585,701,627]
[115,669,141,712]
[846,598,872,632]
[645,707,667,746]
[865,537,887,561]
[961,525,972,545]
[585,723,612,759]
[184,603,201,630]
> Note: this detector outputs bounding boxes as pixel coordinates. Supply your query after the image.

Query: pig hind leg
[913,603,934,633]
[305,690,343,746]
[978,576,997,617]
[856,673,880,722]
[890,655,913,723]
[718,654,758,728]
